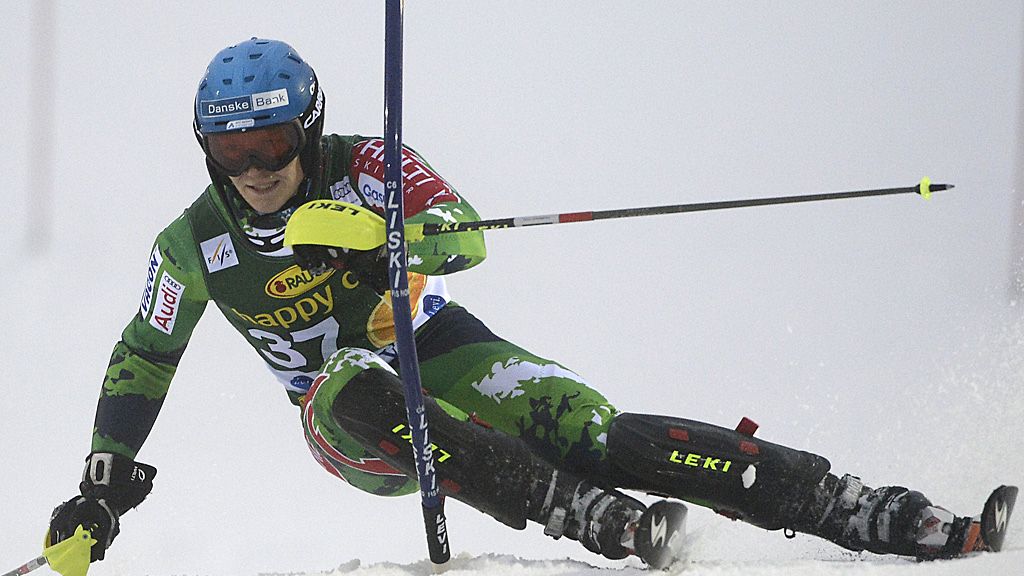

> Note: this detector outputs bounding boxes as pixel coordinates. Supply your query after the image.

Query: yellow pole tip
[919,177,932,200]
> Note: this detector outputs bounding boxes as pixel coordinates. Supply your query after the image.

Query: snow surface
[2,2,1024,575]
[205,549,1024,576]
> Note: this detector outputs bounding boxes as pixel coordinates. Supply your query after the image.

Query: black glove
[293,243,389,295]
[49,453,157,562]
[49,496,118,562]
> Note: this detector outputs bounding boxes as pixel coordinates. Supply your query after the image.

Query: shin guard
[329,364,647,562]
[331,366,544,529]
[607,413,831,529]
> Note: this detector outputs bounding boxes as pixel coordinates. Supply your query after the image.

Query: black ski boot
[798,474,1018,559]
[535,471,687,569]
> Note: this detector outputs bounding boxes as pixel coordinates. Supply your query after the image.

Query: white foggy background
[2,1,1023,574]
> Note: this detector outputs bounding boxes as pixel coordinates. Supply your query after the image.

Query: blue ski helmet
[194,38,325,180]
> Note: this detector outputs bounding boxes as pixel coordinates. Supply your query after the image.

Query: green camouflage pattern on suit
[303,334,616,496]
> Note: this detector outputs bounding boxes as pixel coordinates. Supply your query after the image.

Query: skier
[47,38,1015,570]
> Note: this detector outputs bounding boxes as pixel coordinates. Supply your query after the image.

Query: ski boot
[801,474,1018,559]
[537,474,688,569]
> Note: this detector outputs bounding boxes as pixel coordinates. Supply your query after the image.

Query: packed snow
[267,550,1024,575]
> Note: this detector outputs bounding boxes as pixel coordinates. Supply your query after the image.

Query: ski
[634,500,688,570]
[973,485,1017,554]
[920,484,1018,559]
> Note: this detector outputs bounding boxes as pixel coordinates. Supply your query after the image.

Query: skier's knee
[606,413,831,529]
[329,360,554,531]
[300,347,417,497]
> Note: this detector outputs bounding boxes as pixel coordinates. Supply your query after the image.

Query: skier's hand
[293,244,389,295]
[48,453,157,562]
[49,495,119,562]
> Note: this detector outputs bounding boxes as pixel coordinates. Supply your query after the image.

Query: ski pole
[4,525,95,576]
[383,0,450,566]
[2,557,47,576]
[283,178,952,251]
[408,178,951,239]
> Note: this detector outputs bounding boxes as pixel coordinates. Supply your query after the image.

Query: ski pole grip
[423,501,451,565]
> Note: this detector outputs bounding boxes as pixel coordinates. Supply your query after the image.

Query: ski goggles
[203,121,304,177]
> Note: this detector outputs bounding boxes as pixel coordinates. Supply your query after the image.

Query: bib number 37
[248,316,340,369]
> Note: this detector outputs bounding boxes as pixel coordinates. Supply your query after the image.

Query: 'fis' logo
[139,246,164,317]
[149,272,185,335]
[200,233,239,273]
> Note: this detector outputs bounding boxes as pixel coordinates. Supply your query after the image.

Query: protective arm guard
[607,413,831,530]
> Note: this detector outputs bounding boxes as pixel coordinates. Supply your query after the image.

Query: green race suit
[95,135,615,495]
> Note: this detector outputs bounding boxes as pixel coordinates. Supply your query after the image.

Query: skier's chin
[240,181,297,214]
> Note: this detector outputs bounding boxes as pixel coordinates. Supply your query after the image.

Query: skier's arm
[347,138,487,275]
[405,196,487,276]
[91,342,180,458]
[50,216,210,561]
[92,218,211,458]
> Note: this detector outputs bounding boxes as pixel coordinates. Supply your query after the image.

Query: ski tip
[981,485,1017,552]
[635,500,688,570]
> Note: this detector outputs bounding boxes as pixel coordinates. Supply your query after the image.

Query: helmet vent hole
[287,54,302,64]
[279,72,291,80]
[222,79,232,85]
[221,56,234,63]
[249,52,263,60]
[243,75,255,83]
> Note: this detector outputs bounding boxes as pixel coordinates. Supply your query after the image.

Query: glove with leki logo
[48,453,157,562]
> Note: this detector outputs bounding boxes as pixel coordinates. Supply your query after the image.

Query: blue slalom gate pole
[382,0,450,565]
